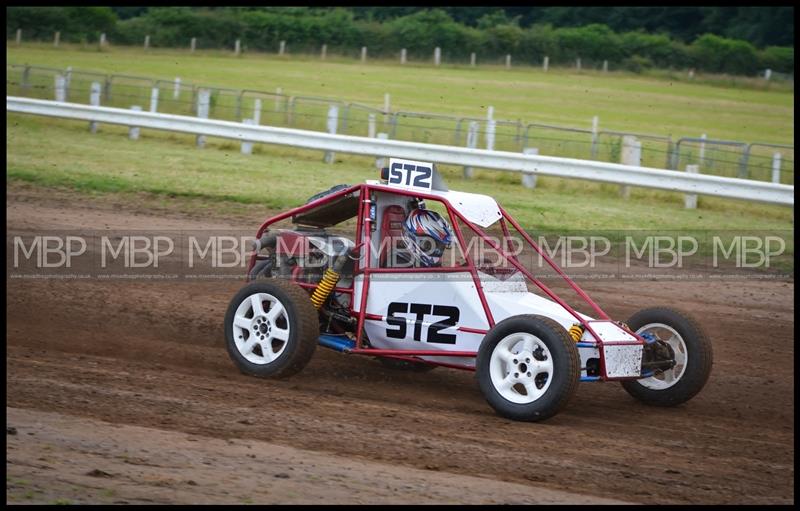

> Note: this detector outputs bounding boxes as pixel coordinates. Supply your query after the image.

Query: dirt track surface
[6,187,795,504]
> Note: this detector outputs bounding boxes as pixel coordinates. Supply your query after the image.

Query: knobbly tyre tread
[621,307,713,407]
[224,279,320,379]
[476,314,580,422]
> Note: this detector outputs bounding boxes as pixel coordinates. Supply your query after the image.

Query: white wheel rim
[232,293,291,365]
[489,333,553,404]
[637,323,688,390]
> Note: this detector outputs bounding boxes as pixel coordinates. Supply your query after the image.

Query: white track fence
[6,96,794,207]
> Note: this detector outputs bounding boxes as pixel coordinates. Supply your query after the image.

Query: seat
[379,205,407,267]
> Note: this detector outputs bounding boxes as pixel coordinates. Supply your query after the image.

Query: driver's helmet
[401,207,453,267]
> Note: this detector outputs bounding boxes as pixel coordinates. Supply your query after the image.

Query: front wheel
[476,315,579,422]
[621,307,713,406]
[224,280,319,379]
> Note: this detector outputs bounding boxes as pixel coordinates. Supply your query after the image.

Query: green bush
[555,24,623,62]
[622,55,654,73]
[7,6,117,43]
[7,7,794,76]
[760,46,794,74]
[690,33,760,75]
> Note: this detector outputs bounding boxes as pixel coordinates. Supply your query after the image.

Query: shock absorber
[309,248,353,309]
[568,323,584,342]
[310,267,340,309]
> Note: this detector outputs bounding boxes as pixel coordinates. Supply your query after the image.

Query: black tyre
[378,357,436,372]
[621,307,713,406]
[476,315,580,422]
[224,280,319,378]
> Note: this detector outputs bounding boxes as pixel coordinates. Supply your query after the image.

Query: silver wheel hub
[489,333,554,404]
[232,292,291,365]
[637,323,688,390]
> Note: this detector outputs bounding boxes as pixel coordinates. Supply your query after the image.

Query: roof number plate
[387,158,434,192]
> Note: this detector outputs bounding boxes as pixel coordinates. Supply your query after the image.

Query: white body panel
[354,272,641,375]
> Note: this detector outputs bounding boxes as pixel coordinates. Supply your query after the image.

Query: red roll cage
[246,182,645,378]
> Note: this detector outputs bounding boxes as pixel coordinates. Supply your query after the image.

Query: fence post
[772,152,782,184]
[603,60,608,72]
[383,93,390,114]
[521,148,539,189]
[241,118,255,155]
[173,77,181,99]
[665,136,674,170]
[738,144,751,179]
[235,91,243,121]
[361,46,367,63]
[486,106,496,152]
[103,75,112,103]
[54,31,60,47]
[149,87,159,113]
[321,44,327,60]
[765,69,772,81]
[463,121,479,179]
[684,165,699,209]
[699,133,707,167]
[401,48,407,65]
[324,105,339,164]
[620,136,641,199]
[688,69,695,80]
[543,56,549,72]
[89,82,101,133]
[54,75,66,102]
[144,35,150,50]
[16,29,21,45]
[196,89,210,148]
[99,33,107,48]
[21,65,30,92]
[129,106,142,140]
[590,116,599,159]
[434,47,441,66]
[253,98,262,125]
[375,133,388,169]
[368,114,376,138]
[576,58,582,71]
[64,66,72,101]
[190,37,196,53]
[505,54,511,69]
[235,39,241,56]
[279,40,285,55]
[470,53,476,67]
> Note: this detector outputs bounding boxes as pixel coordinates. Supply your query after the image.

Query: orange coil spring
[310,268,340,309]
[568,324,584,342]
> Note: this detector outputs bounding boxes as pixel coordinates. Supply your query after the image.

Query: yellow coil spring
[568,324,584,342]
[310,268,340,309]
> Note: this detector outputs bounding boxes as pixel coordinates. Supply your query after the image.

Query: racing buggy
[224,158,713,422]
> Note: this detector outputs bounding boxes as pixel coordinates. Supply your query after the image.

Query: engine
[249,228,355,308]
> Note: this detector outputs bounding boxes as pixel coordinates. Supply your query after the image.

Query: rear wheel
[224,280,319,378]
[476,315,579,422]
[621,307,712,406]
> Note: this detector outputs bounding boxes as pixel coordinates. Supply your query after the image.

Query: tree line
[6,7,794,76]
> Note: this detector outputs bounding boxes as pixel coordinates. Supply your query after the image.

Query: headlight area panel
[603,345,644,378]
[585,320,643,379]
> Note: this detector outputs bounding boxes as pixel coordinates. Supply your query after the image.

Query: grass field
[7,113,793,232]
[6,43,795,145]
[5,43,795,264]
